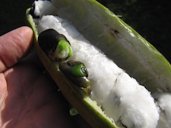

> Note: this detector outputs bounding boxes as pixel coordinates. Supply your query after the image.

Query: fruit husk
[26,0,171,127]
[26,7,118,128]
[51,0,171,93]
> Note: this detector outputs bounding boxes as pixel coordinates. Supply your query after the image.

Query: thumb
[0,26,33,72]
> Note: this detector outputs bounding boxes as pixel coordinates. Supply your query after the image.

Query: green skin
[66,61,88,78]
[51,39,73,61]
[59,60,90,88]
[69,63,86,77]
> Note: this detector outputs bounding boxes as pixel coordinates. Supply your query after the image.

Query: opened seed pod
[26,0,171,128]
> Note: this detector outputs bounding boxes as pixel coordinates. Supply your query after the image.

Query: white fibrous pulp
[156,94,171,128]
[36,15,159,128]
[33,1,171,128]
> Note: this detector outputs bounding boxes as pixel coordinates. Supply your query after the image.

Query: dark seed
[38,29,68,55]
[59,61,90,88]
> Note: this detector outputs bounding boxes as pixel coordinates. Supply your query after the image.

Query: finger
[0,26,33,72]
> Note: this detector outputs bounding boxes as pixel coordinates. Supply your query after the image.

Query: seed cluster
[38,28,90,90]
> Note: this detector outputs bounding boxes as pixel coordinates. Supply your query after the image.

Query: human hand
[0,27,90,128]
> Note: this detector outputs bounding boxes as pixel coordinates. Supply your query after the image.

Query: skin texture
[0,26,90,128]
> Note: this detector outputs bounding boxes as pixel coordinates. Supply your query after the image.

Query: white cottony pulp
[156,94,171,128]
[33,1,171,128]
[37,15,159,128]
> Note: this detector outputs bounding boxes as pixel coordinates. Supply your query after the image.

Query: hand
[0,27,90,128]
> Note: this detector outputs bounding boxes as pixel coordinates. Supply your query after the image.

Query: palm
[1,59,74,128]
[0,27,90,128]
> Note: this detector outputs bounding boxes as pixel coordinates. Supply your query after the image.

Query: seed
[59,60,90,88]
[38,29,72,61]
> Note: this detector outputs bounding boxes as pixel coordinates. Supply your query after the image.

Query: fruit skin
[26,0,171,128]
[26,8,119,128]
[51,0,171,93]
[97,0,171,63]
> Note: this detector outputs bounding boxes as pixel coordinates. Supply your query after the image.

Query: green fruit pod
[26,0,171,128]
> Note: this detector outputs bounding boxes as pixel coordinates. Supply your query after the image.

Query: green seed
[38,29,73,61]
[66,61,88,77]
[59,60,89,88]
